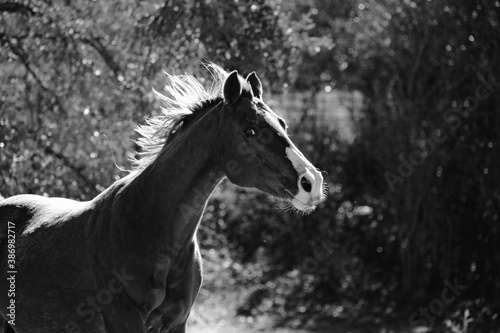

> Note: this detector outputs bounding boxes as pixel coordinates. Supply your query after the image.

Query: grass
[187,251,420,333]
[188,232,428,333]
[188,287,421,333]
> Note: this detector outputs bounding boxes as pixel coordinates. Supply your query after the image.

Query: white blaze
[261,104,325,212]
[285,145,325,212]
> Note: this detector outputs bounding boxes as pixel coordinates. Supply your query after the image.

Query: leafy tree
[0,0,301,199]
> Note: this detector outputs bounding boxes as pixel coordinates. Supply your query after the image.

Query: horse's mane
[132,64,228,171]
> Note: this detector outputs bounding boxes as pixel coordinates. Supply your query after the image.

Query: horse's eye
[244,128,257,138]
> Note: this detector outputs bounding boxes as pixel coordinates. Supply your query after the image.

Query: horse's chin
[290,198,317,215]
[262,186,319,214]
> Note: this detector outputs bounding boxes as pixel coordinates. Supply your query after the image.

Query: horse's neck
[104,108,224,257]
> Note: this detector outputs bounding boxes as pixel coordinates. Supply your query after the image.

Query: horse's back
[0,194,37,233]
[0,194,88,233]
[0,193,92,263]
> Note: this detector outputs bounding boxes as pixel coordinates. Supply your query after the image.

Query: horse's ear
[246,72,262,98]
[223,70,242,105]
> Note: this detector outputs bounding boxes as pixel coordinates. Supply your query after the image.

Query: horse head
[217,70,326,213]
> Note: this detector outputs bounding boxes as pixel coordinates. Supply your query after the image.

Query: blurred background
[1,0,499,332]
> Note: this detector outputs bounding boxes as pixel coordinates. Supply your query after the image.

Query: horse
[0,65,326,332]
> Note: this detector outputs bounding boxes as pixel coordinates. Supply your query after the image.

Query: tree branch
[42,144,98,196]
[81,36,122,77]
[3,36,67,116]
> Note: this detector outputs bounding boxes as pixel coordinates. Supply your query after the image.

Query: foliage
[199,0,500,330]
[338,0,500,307]
[0,0,305,198]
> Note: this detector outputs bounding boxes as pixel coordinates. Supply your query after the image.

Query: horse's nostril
[300,176,312,193]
